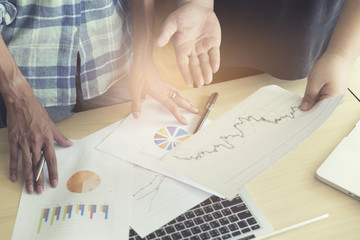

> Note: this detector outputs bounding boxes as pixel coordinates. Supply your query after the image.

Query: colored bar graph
[56,207,61,220]
[76,204,85,216]
[101,205,109,219]
[68,205,73,218]
[37,208,50,234]
[89,204,96,219]
[63,205,72,220]
[44,208,50,222]
[37,204,109,234]
[51,206,61,225]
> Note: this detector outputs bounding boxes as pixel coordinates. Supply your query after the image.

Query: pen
[347,88,360,102]
[35,153,45,182]
[228,214,329,240]
[253,214,329,240]
[193,92,219,133]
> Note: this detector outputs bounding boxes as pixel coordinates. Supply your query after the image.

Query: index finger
[161,96,188,125]
[43,143,58,188]
[9,142,19,182]
[130,87,143,119]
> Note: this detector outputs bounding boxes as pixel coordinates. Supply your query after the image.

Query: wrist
[324,49,357,68]
[3,81,33,109]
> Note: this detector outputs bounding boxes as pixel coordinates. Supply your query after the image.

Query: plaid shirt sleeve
[0,0,132,107]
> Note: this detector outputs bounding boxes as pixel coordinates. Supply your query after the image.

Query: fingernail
[50,179,58,188]
[27,184,34,194]
[10,174,17,182]
[36,185,43,194]
[192,106,199,113]
[133,112,140,119]
[300,102,309,111]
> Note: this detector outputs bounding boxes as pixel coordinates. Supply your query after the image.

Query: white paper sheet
[12,122,132,240]
[96,98,217,195]
[83,121,212,238]
[130,166,210,237]
[161,85,343,199]
[12,119,211,239]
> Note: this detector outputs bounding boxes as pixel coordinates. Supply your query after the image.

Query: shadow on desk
[213,66,263,84]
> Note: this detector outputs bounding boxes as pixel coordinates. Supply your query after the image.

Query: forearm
[0,34,33,105]
[129,0,155,60]
[326,0,360,63]
[0,33,17,91]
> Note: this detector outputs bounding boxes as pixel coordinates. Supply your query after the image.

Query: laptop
[129,188,273,240]
[316,120,360,201]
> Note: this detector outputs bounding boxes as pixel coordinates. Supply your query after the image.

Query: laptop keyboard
[129,195,261,240]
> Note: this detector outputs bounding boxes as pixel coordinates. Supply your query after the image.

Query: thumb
[52,124,73,147]
[156,15,178,47]
[300,78,322,111]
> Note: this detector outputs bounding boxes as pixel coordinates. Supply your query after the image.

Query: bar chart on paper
[11,126,133,240]
[36,203,112,236]
[31,169,116,238]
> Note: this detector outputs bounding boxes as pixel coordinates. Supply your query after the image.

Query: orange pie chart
[66,170,101,193]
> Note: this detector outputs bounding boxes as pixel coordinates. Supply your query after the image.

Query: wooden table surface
[1,58,360,239]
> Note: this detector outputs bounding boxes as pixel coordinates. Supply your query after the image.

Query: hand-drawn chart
[37,203,111,234]
[129,166,210,238]
[162,85,343,199]
[132,173,166,212]
[175,105,299,161]
[174,106,300,160]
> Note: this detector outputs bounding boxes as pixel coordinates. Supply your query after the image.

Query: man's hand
[300,52,351,111]
[5,74,72,194]
[129,0,199,123]
[157,1,221,87]
[129,55,198,124]
[301,0,360,110]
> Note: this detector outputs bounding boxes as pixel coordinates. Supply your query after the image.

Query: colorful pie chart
[153,126,190,150]
[66,170,101,193]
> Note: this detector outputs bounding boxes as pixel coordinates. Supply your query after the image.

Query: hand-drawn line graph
[132,174,166,212]
[161,85,343,199]
[174,105,299,161]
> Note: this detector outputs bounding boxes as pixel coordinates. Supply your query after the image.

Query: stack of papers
[12,103,211,240]
[11,85,342,239]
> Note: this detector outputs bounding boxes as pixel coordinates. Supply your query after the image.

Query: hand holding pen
[35,153,45,182]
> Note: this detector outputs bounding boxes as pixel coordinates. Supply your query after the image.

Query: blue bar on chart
[37,208,50,234]
[51,206,61,225]
[76,204,85,216]
[62,205,73,220]
[101,205,109,219]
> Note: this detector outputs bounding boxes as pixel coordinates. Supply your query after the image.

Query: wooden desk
[1,59,360,239]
